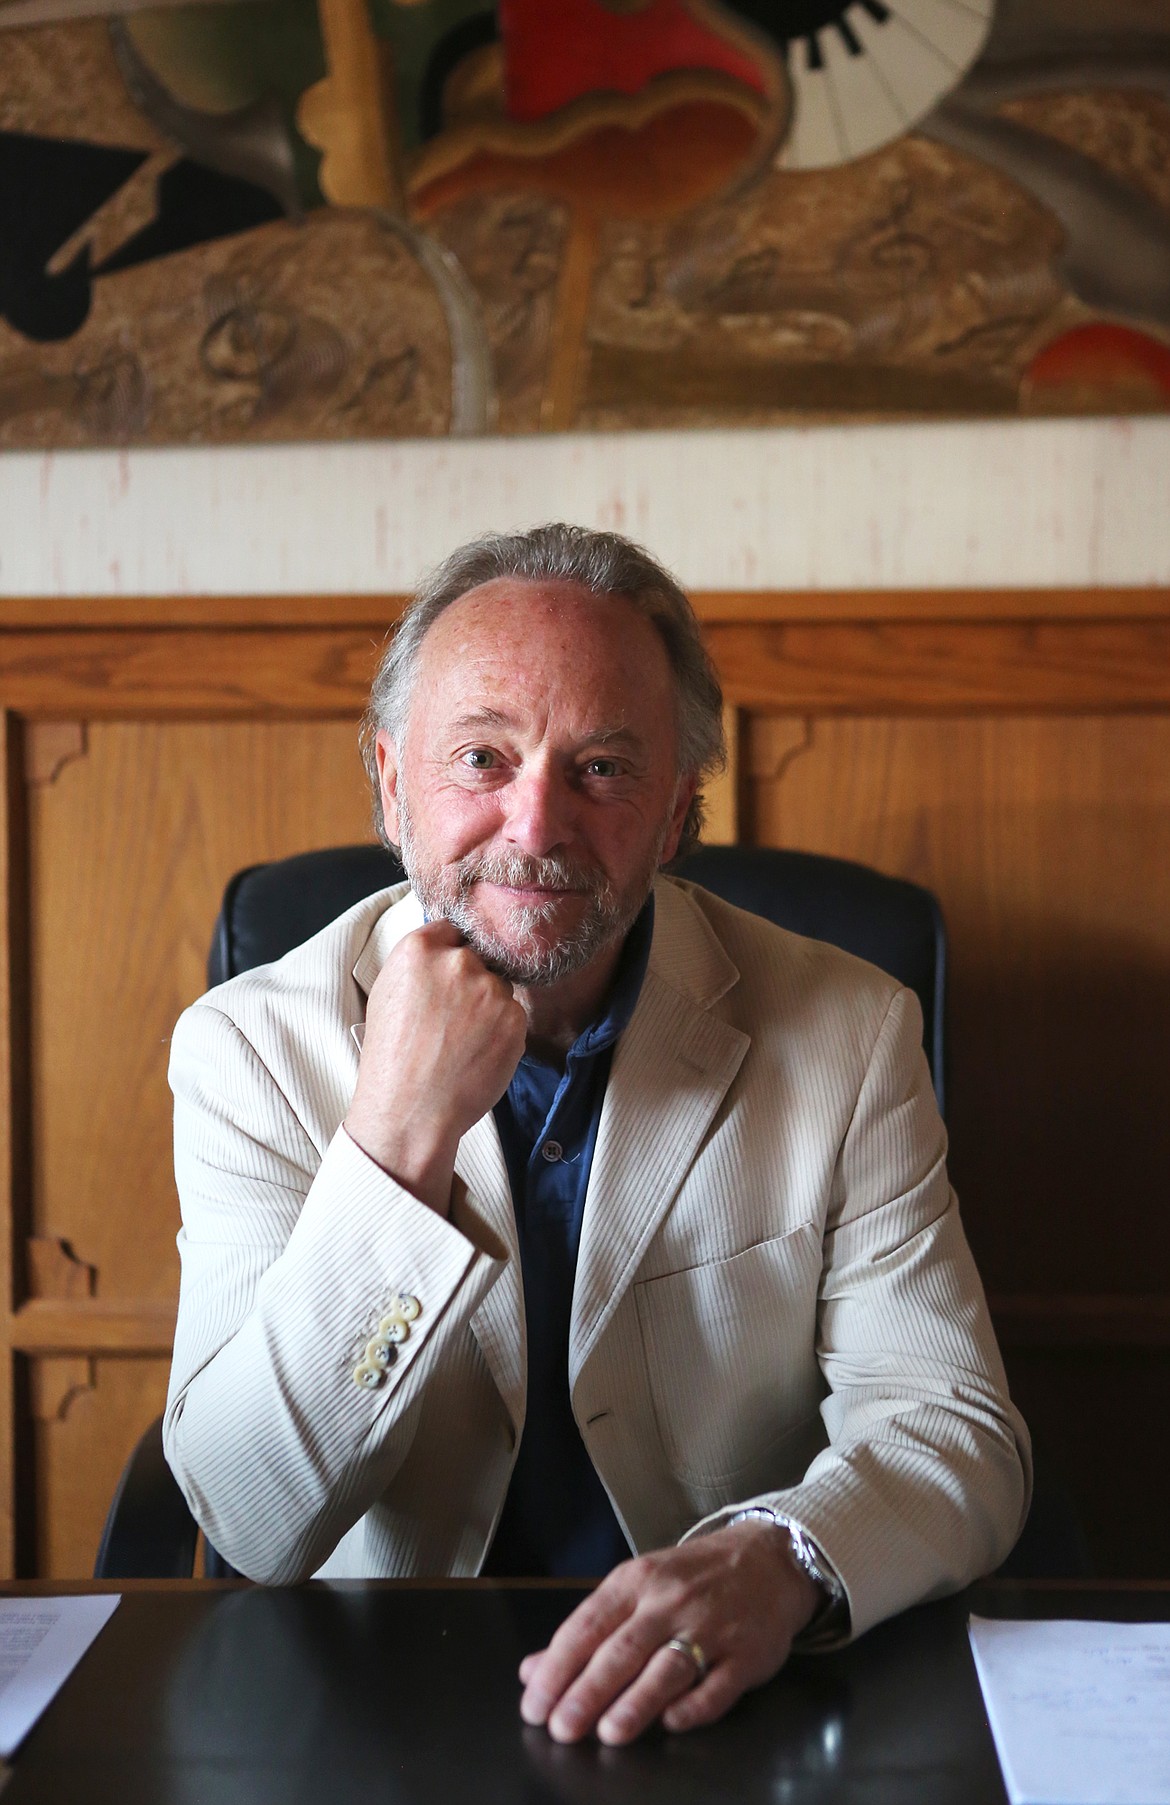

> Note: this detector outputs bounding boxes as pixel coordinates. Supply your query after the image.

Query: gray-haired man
[166,524,1030,1746]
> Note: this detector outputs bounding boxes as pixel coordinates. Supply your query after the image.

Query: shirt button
[389,1294,421,1322]
[541,1140,563,1163]
[353,1361,382,1390]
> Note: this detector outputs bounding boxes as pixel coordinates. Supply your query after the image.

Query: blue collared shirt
[483,898,655,1578]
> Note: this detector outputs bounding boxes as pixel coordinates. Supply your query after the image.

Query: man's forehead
[415,577,665,677]
[424,574,623,636]
[406,577,676,745]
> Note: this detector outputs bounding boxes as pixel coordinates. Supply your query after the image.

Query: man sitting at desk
[165,523,1030,1747]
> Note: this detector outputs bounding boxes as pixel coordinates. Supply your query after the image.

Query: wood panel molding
[693,589,1170,623]
[2,588,1170,631]
[30,1358,94,1424]
[757,717,815,784]
[23,724,88,789]
[0,713,30,1574]
[0,630,384,718]
[708,620,1170,713]
[25,1237,96,1303]
[11,1301,177,1358]
[0,591,1165,719]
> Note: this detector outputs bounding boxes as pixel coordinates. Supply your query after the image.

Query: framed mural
[2,0,1170,445]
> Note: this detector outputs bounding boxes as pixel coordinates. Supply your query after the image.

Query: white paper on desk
[969,1615,1170,1805]
[0,1595,120,1757]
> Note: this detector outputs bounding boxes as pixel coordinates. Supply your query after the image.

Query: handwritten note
[969,1615,1170,1805]
[0,1595,120,1758]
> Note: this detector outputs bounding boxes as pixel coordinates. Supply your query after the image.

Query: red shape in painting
[1027,322,1170,401]
[499,0,768,120]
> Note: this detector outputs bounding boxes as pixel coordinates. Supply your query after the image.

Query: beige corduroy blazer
[165,876,1030,1636]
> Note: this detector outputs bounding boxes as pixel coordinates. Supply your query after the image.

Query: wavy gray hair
[359,523,725,859]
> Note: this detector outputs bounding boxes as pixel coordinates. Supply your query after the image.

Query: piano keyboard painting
[766,1,996,167]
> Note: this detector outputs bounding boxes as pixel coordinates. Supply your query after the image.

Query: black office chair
[95,843,1075,1578]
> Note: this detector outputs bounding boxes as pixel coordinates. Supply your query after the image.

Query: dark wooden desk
[2,1580,1168,1804]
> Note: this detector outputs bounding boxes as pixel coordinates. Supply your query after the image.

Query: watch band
[723,1506,848,1634]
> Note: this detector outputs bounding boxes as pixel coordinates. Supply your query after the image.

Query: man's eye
[463,749,496,769]
[585,758,620,778]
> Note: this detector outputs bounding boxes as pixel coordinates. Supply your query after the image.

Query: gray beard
[396,794,662,987]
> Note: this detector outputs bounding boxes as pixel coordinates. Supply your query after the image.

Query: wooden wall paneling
[0,590,1166,1578]
[744,713,1170,1299]
[1,585,1168,720]
[744,709,1170,1575]
[0,712,32,1576]
[7,587,1170,629]
[26,722,373,1301]
[18,719,378,1575]
[702,706,742,846]
[705,619,1170,713]
[33,1358,173,1581]
[0,629,384,720]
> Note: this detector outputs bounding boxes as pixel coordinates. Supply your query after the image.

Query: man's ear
[375,730,401,844]
[658,774,698,867]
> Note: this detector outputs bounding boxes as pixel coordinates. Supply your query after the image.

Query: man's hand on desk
[344,920,526,1216]
[518,1520,824,1746]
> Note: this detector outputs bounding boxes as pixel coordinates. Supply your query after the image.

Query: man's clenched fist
[345,919,527,1214]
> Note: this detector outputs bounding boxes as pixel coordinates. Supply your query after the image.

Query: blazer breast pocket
[634,1223,825,1490]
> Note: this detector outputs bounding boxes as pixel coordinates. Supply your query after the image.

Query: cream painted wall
[1,416,1168,596]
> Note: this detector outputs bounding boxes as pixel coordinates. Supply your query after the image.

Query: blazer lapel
[569,882,749,1387]
[350,881,418,1001]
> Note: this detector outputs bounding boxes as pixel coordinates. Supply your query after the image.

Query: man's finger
[413,916,466,946]
[519,1584,636,1726]
[594,1643,711,1747]
[544,1615,680,1743]
[660,1664,745,1734]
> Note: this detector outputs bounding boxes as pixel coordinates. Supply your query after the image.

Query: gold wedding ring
[664,1636,708,1684]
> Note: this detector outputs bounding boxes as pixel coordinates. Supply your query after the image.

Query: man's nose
[501,764,578,856]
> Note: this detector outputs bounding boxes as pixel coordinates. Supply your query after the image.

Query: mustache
[453,850,610,895]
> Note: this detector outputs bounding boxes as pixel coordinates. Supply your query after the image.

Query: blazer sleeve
[164,998,505,1583]
[687,985,1032,1639]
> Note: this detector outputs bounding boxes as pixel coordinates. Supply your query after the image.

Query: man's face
[376,578,695,987]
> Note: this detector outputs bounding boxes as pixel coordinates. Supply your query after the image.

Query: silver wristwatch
[724,1506,847,1635]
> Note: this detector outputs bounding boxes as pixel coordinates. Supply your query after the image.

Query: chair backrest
[208,842,947,1111]
[208,844,406,988]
